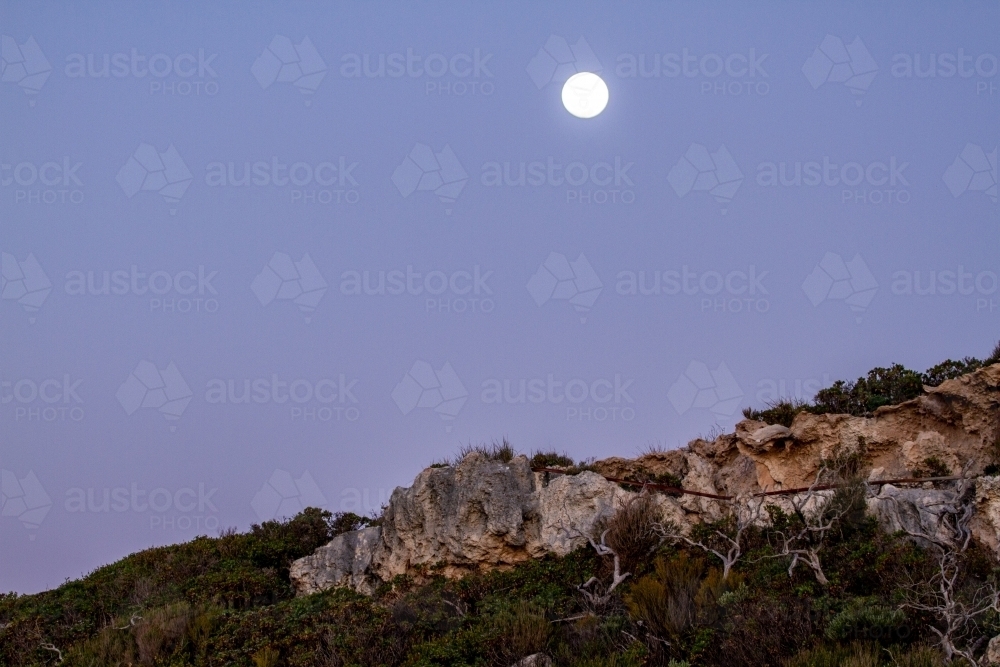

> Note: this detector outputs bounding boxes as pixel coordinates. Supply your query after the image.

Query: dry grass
[601,493,663,573]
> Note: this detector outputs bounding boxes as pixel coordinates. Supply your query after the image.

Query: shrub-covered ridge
[5,347,1000,666]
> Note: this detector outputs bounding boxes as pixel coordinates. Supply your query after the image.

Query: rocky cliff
[291,363,1000,596]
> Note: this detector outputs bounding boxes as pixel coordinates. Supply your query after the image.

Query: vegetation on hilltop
[743,342,1000,426]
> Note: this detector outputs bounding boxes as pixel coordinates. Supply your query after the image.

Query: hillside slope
[4,352,1000,666]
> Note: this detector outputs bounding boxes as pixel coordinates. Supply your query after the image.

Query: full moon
[561,72,609,119]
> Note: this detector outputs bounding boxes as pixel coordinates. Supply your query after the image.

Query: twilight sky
[1,0,997,593]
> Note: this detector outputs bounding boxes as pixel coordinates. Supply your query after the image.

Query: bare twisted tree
[892,469,999,664]
[577,527,632,609]
[658,493,765,581]
[767,465,860,587]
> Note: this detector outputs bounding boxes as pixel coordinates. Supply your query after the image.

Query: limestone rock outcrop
[733,364,1000,491]
[290,526,382,595]
[291,452,681,594]
[291,364,1000,597]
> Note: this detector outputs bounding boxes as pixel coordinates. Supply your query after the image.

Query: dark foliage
[744,342,1000,424]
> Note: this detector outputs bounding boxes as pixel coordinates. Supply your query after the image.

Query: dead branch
[113,613,142,630]
[767,466,854,586]
[662,493,765,581]
[577,528,631,608]
[40,643,63,663]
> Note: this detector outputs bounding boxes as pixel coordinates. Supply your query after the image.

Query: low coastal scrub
[743,343,1000,426]
[3,490,986,666]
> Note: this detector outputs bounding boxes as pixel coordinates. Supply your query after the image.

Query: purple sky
[1,0,997,593]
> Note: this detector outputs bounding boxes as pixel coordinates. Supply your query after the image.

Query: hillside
[4,348,1000,666]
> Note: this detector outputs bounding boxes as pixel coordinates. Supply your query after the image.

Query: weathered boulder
[290,526,382,595]
[866,485,958,547]
[510,654,552,667]
[591,449,689,481]
[987,634,1000,665]
[534,470,637,557]
[372,453,539,579]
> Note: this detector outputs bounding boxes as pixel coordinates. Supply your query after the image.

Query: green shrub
[811,364,925,417]
[487,600,551,664]
[921,357,983,386]
[706,596,815,667]
[329,511,379,535]
[825,598,908,646]
[742,399,810,426]
[530,450,576,468]
[742,342,1000,423]
[625,552,740,648]
[785,641,944,667]
[985,340,1000,365]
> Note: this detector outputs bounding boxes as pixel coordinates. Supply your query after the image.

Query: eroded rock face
[732,364,1000,490]
[292,452,678,595]
[534,470,636,557]
[866,485,958,547]
[290,526,382,595]
[987,634,1000,665]
[291,365,1000,597]
[973,476,1000,554]
[372,453,540,579]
